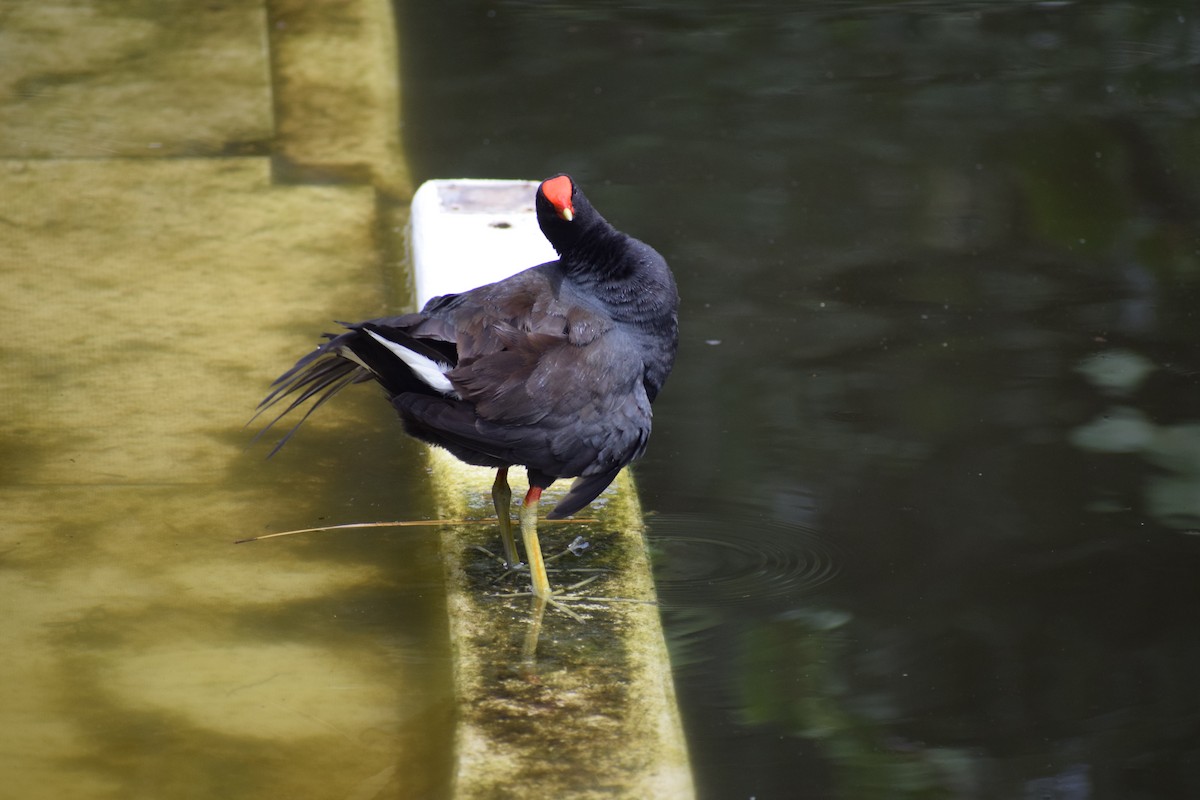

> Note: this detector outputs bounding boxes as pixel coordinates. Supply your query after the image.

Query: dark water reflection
[398,2,1200,797]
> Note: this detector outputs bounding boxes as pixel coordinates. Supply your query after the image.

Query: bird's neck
[558,225,630,279]
[567,258,676,331]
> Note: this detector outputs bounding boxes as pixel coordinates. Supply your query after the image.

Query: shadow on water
[399,2,1200,797]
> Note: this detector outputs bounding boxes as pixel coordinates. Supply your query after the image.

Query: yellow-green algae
[0,156,448,798]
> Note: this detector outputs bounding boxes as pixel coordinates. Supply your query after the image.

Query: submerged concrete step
[0,3,272,158]
[0,157,445,799]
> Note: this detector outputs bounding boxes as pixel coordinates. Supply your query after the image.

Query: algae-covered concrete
[2,159,379,484]
[0,1,272,158]
[268,0,410,198]
[432,451,694,799]
[0,0,693,797]
[0,157,453,798]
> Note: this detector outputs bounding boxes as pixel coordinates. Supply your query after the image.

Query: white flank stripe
[365,330,457,396]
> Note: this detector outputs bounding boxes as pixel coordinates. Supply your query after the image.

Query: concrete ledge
[412,181,694,798]
[410,179,556,306]
[431,453,695,799]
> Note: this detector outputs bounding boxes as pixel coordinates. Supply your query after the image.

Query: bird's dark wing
[366,265,620,427]
[382,268,654,507]
[451,292,622,425]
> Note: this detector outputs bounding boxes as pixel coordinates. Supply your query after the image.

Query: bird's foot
[494,573,657,622]
[472,539,609,590]
[473,539,652,618]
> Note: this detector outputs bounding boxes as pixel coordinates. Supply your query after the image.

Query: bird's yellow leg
[520,486,552,599]
[492,467,520,568]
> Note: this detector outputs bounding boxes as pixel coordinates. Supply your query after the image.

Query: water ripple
[648,513,842,607]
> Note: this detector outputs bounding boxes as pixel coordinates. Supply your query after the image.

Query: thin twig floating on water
[235,517,598,544]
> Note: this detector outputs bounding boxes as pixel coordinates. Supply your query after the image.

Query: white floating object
[409,179,558,309]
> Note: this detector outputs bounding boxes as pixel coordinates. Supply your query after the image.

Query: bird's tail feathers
[249,335,368,456]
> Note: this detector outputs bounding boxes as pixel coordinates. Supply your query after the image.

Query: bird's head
[536,173,608,256]
[540,174,575,222]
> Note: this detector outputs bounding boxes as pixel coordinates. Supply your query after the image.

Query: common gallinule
[256,175,679,599]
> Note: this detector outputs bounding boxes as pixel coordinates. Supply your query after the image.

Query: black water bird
[255,175,679,598]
